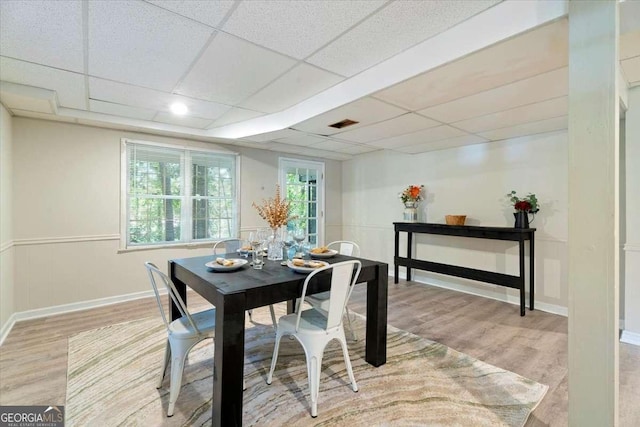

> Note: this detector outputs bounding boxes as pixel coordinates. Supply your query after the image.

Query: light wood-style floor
[1,279,638,426]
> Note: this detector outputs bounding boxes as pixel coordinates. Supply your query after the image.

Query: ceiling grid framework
[0,0,639,160]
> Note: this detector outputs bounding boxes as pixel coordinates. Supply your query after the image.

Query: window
[279,158,324,245]
[121,139,238,247]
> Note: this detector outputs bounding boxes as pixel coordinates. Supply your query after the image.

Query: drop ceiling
[1,0,638,161]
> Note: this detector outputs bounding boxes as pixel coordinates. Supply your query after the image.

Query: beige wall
[342,131,569,312]
[624,86,640,338]
[10,117,342,312]
[1,104,14,331]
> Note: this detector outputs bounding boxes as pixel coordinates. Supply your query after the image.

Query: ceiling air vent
[328,118,359,129]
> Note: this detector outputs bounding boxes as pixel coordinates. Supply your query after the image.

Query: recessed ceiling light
[170,102,188,115]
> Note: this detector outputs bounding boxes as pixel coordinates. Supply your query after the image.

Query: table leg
[519,240,525,316]
[366,263,388,367]
[530,233,535,311]
[407,231,413,281]
[212,292,246,427]
[394,230,399,284]
[169,261,186,321]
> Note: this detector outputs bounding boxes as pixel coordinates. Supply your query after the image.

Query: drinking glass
[282,230,295,261]
[292,227,306,257]
[248,232,263,269]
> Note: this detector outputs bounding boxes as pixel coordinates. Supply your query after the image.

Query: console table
[393,222,536,316]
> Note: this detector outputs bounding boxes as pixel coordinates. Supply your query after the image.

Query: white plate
[287,259,329,274]
[236,248,267,256]
[308,249,338,259]
[205,258,248,272]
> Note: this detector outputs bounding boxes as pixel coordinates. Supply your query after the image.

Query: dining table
[169,253,389,427]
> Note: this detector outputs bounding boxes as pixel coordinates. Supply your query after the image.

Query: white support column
[568,1,620,426]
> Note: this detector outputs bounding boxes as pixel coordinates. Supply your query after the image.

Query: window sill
[117,241,214,253]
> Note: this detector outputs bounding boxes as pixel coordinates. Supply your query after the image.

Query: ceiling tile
[176,32,297,105]
[308,0,499,77]
[240,64,344,113]
[478,116,568,141]
[222,0,386,60]
[0,83,56,114]
[621,0,640,34]
[336,144,380,155]
[273,134,327,147]
[0,0,84,72]
[620,31,640,60]
[453,97,567,133]
[144,0,235,28]
[292,97,406,135]
[333,113,440,143]
[310,139,358,152]
[209,107,265,128]
[89,100,156,121]
[88,0,214,91]
[0,57,86,109]
[369,125,467,149]
[89,78,230,119]
[375,20,568,111]
[621,56,640,86]
[418,67,568,123]
[240,128,301,143]
[153,112,213,129]
[394,134,488,154]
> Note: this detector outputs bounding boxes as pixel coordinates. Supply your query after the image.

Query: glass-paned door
[279,158,324,246]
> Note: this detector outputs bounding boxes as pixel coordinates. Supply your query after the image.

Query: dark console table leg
[519,239,525,316]
[394,230,399,284]
[407,231,413,281]
[530,232,535,311]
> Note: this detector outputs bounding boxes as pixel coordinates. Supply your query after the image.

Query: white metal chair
[304,240,361,340]
[213,238,278,328]
[145,261,216,417]
[267,260,362,418]
[212,238,243,254]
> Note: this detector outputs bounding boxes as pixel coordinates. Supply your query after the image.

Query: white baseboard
[621,330,640,346]
[0,313,19,347]
[390,271,568,317]
[0,289,165,347]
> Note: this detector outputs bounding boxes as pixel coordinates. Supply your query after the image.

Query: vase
[403,201,418,222]
[267,227,284,260]
[514,211,529,228]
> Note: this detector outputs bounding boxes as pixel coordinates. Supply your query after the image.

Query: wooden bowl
[445,215,466,226]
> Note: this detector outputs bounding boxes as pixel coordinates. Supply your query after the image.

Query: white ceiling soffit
[206,0,568,139]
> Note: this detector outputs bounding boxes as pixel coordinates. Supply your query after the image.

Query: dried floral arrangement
[252,184,294,229]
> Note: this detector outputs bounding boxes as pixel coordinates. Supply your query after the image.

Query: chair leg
[345,306,357,341]
[157,340,171,389]
[269,305,277,330]
[167,341,190,417]
[338,334,358,393]
[307,351,323,418]
[266,331,283,385]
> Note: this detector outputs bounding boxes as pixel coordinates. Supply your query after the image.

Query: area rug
[66,308,547,426]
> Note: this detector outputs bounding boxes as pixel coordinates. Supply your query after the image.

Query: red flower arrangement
[400,185,424,203]
[507,191,540,213]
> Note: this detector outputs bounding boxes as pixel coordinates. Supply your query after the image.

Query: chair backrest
[327,240,360,257]
[213,238,243,255]
[296,260,362,332]
[144,262,201,334]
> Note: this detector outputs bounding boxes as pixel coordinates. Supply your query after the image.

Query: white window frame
[120,138,240,250]
[278,157,325,245]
